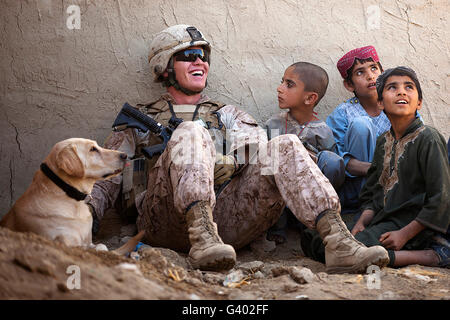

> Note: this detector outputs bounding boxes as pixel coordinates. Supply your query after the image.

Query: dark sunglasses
[174,48,210,63]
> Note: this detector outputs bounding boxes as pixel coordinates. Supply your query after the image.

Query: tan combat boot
[316,209,390,274]
[186,201,236,271]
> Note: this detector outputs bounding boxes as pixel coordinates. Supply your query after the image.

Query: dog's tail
[112,230,145,256]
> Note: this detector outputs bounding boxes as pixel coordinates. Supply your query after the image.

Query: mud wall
[1,0,449,214]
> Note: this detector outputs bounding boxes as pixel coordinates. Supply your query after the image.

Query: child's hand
[351,209,374,236]
[379,230,408,251]
[351,222,365,236]
[306,149,318,163]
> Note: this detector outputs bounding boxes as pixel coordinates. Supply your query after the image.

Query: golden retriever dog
[0,138,136,250]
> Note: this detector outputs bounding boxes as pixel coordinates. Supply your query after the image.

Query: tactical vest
[121,98,227,216]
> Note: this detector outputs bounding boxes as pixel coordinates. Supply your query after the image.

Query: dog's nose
[120,152,128,160]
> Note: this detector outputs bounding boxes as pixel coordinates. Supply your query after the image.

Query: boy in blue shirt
[326,46,390,217]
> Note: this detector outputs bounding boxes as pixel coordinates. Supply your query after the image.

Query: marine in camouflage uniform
[88,25,390,273]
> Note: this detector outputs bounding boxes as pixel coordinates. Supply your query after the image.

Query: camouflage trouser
[135,121,340,252]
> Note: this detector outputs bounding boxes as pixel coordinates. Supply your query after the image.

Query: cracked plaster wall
[1,0,449,214]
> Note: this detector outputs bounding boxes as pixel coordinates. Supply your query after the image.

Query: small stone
[139,248,169,269]
[94,244,108,251]
[184,277,203,286]
[203,272,225,285]
[252,271,265,279]
[283,283,299,293]
[238,261,264,273]
[289,267,315,284]
[130,251,140,261]
[271,266,290,277]
[140,247,189,269]
[402,269,437,283]
[295,294,309,300]
[189,293,201,300]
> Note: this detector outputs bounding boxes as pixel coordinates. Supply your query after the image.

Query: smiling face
[344,60,382,99]
[172,46,209,93]
[378,75,422,120]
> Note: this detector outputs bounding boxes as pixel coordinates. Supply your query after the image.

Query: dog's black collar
[40,163,87,201]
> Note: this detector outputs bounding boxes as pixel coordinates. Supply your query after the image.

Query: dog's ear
[56,144,85,178]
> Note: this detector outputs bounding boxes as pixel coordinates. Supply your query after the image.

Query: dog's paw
[89,243,108,251]
[95,243,108,251]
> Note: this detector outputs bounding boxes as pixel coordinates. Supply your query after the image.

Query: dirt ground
[0,209,449,301]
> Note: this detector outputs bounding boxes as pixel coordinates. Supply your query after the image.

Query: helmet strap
[163,57,206,96]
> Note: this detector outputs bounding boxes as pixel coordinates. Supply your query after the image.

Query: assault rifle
[112,102,183,158]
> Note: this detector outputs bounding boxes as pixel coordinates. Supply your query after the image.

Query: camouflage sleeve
[218,105,268,158]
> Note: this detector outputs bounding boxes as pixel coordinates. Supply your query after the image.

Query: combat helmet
[148,25,211,94]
